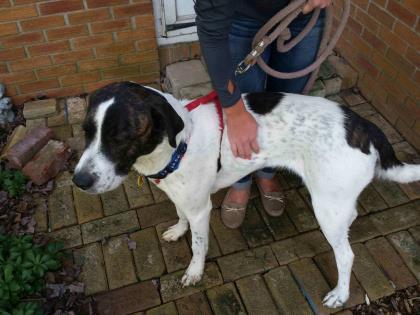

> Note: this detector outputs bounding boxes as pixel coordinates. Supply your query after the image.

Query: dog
[73,81,420,308]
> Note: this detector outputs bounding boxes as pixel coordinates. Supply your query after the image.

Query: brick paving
[27,82,420,314]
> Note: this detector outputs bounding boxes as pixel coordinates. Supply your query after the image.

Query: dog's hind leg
[162,205,189,242]
[311,194,357,308]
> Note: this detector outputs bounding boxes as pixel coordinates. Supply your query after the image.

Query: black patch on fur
[246,92,285,115]
[85,81,184,175]
[340,106,402,170]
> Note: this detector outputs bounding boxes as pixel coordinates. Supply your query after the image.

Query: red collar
[185,91,224,131]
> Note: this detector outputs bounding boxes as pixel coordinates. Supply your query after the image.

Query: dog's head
[72,82,184,193]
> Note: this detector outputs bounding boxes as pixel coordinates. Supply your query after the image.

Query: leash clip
[235,40,266,75]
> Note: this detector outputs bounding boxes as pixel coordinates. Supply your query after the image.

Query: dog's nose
[72,172,95,190]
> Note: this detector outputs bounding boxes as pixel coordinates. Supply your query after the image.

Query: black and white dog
[73,81,419,308]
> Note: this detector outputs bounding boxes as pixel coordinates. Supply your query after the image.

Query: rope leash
[235,0,351,94]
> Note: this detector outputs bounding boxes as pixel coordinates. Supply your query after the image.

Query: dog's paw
[322,287,349,308]
[162,222,188,242]
[181,265,203,287]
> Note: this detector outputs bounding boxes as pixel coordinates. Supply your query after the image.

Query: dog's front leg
[162,205,189,242]
[181,199,211,287]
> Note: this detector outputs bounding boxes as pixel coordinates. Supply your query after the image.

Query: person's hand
[302,0,331,14]
[224,99,260,160]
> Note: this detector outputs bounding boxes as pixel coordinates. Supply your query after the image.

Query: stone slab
[48,185,77,230]
[370,203,420,235]
[358,184,388,213]
[284,189,318,232]
[373,180,409,208]
[137,201,178,228]
[23,98,57,119]
[48,225,82,249]
[145,302,177,315]
[293,230,331,258]
[271,238,299,265]
[67,97,86,124]
[73,187,103,224]
[206,283,246,315]
[175,292,212,315]
[34,197,48,232]
[241,201,273,247]
[100,185,129,216]
[123,172,154,209]
[349,216,381,243]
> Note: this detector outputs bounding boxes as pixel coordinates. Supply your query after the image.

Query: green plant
[0,235,63,315]
[0,169,27,198]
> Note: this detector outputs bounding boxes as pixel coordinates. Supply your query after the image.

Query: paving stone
[271,238,298,265]
[323,76,342,96]
[48,186,77,230]
[146,302,177,315]
[160,262,222,302]
[387,231,420,281]
[210,209,248,255]
[73,242,108,295]
[289,258,332,314]
[349,216,381,243]
[23,98,57,119]
[358,184,388,213]
[187,228,221,260]
[47,99,67,127]
[150,182,169,203]
[123,172,154,209]
[351,243,394,301]
[156,220,192,273]
[206,283,246,315]
[373,180,409,209]
[48,225,82,249]
[326,94,345,104]
[255,198,298,241]
[0,125,27,158]
[175,292,212,315]
[409,225,420,243]
[217,245,277,282]
[236,274,278,314]
[351,103,376,118]
[340,90,365,106]
[137,201,178,228]
[179,82,212,99]
[392,141,420,164]
[25,118,46,130]
[264,266,312,315]
[308,79,326,97]
[370,203,420,235]
[102,235,137,289]
[100,185,129,216]
[52,125,72,141]
[293,230,331,258]
[131,227,165,280]
[73,187,103,224]
[314,251,365,308]
[67,97,86,124]
[365,237,417,289]
[55,171,73,188]
[81,210,139,243]
[95,281,161,315]
[71,123,84,137]
[34,197,48,232]
[327,56,358,89]
[318,61,336,80]
[284,189,318,232]
[366,114,403,144]
[241,201,273,247]
[399,182,420,201]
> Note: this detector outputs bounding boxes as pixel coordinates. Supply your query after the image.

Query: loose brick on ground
[217,245,277,282]
[293,230,331,258]
[25,118,47,131]
[47,99,67,127]
[236,274,278,314]
[175,292,212,315]
[160,263,222,302]
[271,238,299,265]
[34,198,48,232]
[365,237,417,289]
[156,220,192,273]
[145,302,177,315]
[48,185,77,230]
[370,203,420,235]
[210,209,248,255]
[137,201,178,228]
[95,281,161,315]
[51,125,72,141]
[264,266,312,315]
[373,180,409,208]
[289,258,333,314]
[314,251,365,308]
[284,189,318,232]
[206,283,246,315]
[351,243,394,301]
[358,184,388,213]
[48,225,82,249]
[241,201,273,247]
[81,210,139,243]
[0,125,26,158]
[387,231,420,281]
[67,97,86,124]
[123,172,154,209]
[55,171,73,188]
[100,185,129,216]
[73,242,108,295]
[102,235,137,289]
[73,187,103,224]
[71,124,84,137]
[349,216,381,243]
[131,227,165,280]
[23,98,57,119]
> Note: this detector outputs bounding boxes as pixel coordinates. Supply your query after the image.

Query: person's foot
[221,187,250,229]
[255,177,285,217]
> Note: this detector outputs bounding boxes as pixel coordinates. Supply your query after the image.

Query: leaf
[4,265,13,283]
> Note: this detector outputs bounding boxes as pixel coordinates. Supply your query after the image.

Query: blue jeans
[229,12,325,189]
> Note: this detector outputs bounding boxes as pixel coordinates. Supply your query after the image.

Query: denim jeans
[229,12,325,189]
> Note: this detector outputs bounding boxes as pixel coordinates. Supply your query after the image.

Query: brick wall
[158,41,201,69]
[333,0,419,150]
[0,0,160,105]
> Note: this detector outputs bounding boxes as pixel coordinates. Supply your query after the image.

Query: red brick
[352,0,368,10]
[113,3,152,18]
[0,22,18,36]
[387,0,417,27]
[403,0,420,16]
[19,78,60,94]
[0,0,10,7]
[102,65,140,79]
[405,47,420,67]
[387,48,415,77]
[96,42,134,57]
[60,71,101,86]
[11,56,52,72]
[85,78,117,92]
[347,16,363,34]
[47,25,88,41]
[87,0,129,9]
[0,5,38,22]
[394,21,419,49]
[0,71,35,84]
[0,64,8,74]
[79,59,118,71]
[357,54,379,78]
[53,49,94,64]
[20,15,65,31]
[134,14,155,28]
[46,85,85,99]
[378,27,408,55]
[68,8,111,24]
[120,50,157,65]
[37,64,77,79]
[0,47,25,61]
[361,29,387,54]
[91,19,130,34]
[368,3,395,29]
[39,0,83,15]
[371,51,398,78]
[72,34,114,50]
[28,41,70,57]
[1,32,44,47]
[355,8,379,32]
